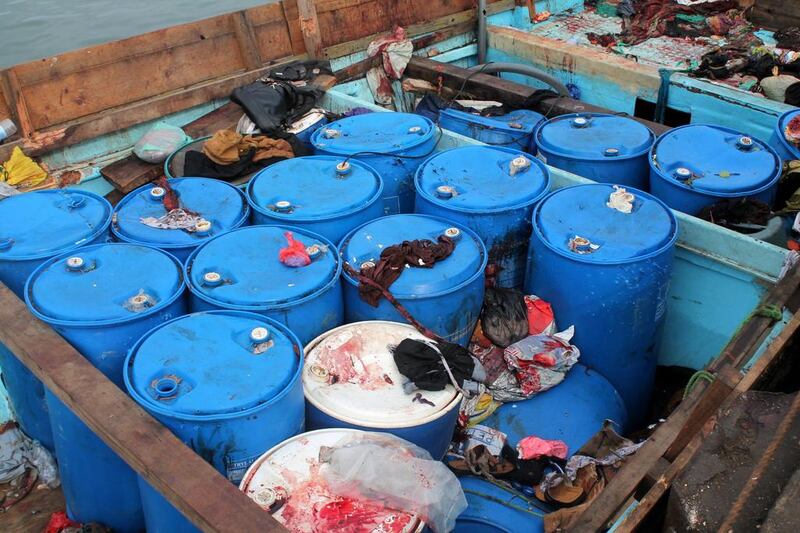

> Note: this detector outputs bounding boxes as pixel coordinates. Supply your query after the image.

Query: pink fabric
[517,436,568,460]
[279,231,311,267]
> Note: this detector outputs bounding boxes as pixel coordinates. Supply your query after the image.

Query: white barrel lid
[303,321,461,428]
[240,429,422,533]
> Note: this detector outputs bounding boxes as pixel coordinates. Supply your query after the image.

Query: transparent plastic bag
[321,432,467,533]
[133,122,191,164]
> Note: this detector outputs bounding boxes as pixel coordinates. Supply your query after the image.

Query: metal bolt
[66,256,85,270]
[202,271,222,286]
[674,167,692,181]
[150,186,166,201]
[250,327,270,343]
[275,200,292,213]
[572,117,589,128]
[308,364,329,381]
[444,227,461,240]
[436,185,455,199]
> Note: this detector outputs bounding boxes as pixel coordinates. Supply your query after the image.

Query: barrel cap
[651,124,781,194]
[0,190,111,260]
[534,184,677,263]
[303,322,460,427]
[248,156,382,220]
[126,311,301,417]
[112,177,248,248]
[240,429,421,532]
[339,214,485,296]
[187,225,339,308]
[536,113,654,160]
[311,113,435,154]
[26,243,184,323]
[416,146,550,211]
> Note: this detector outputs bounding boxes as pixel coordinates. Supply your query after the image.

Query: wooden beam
[297,0,324,59]
[404,56,671,135]
[0,284,286,532]
[232,11,264,70]
[0,69,34,137]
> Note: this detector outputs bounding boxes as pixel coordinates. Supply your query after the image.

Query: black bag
[480,286,529,348]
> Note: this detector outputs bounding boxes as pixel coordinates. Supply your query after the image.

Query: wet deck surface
[525,9,716,70]
[1,487,64,532]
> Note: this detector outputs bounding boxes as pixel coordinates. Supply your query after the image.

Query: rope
[753,304,783,321]
[683,370,715,400]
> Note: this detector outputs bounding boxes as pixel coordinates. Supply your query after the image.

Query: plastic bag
[503,327,580,398]
[321,432,467,533]
[133,123,191,164]
[480,286,529,348]
[279,231,311,267]
[524,294,556,336]
[0,423,59,488]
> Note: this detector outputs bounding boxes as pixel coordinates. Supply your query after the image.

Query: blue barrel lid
[440,108,544,134]
[112,178,248,249]
[0,190,111,260]
[340,214,486,296]
[247,156,382,220]
[777,109,800,158]
[187,225,339,308]
[126,311,301,417]
[534,184,677,263]
[311,113,435,154]
[26,243,184,324]
[416,146,550,212]
[651,124,781,194]
[536,113,654,160]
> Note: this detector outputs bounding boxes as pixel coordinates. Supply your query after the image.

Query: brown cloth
[357,236,455,307]
[202,130,294,165]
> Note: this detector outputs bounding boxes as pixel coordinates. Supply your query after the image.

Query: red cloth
[525,295,555,336]
[155,176,180,212]
[45,512,81,533]
[517,436,568,460]
[279,231,311,267]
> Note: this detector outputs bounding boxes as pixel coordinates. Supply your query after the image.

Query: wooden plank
[101,101,244,194]
[2,486,65,533]
[247,3,299,62]
[0,284,286,532]
[750,0,800,31]
[0,69,34,137]
[233,11,264,70]
[280,1,308,56]
[297,0,324,59]
[404,56,671,135]
[0,56,302,164]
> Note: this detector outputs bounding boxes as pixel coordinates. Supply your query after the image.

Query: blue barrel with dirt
[303,321,461,459]
[112,177,249,262]
[649,124,781,215]
[415,146,549,288]
[0,189,111,452]
[439,108,544,153]
[312,113,437,214]
[125,310,304,532]
[535,113,655,190]
[456,476,545,532]
[25,243,186,532]
[185,225,343,345]
[524,184,677,425]
[247,155,383,244]
[339,214,486,347]
[770,109,800,161]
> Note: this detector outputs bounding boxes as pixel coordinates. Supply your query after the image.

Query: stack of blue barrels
[0,109,698,532]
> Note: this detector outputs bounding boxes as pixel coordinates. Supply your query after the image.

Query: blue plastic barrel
[185,225,343,345]
[112,177,249,262]
[0,189,111,452]
[339,214,487,346]
[770,109,800,161]
[247,156,383,244]
[524,184,677,424]
[312,113,437,214]
[415,146,549,288]
[25,243,186,531]
[125,310,304,533]
[649,124,782,215]
[241,429,425,532]
[439,108,544,153]
[456,476,545,533]
[535,113,655,189]
[303,321,461,458]
[289,109,328,149]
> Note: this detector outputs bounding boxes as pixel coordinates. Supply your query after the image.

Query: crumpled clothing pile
[202,129,294,165]
[366,26,413,106]
[140,208,207,232]
[0,422,59,511]
[391,337,484,393]
[0,146,49,190]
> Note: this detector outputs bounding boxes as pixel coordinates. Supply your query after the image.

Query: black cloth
[357,236,455,307]
[231,80,322,137]
[183,136,312,180]
[480,286,529,348]
[391,338,474,391]
[414,92,558,124]
[267,60,332,82]
[786,82,800,106]
[776,27,800,51]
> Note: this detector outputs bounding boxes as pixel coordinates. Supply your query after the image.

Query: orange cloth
[203,130,294,165]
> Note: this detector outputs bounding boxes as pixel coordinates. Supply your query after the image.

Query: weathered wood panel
[750,0,800,31]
